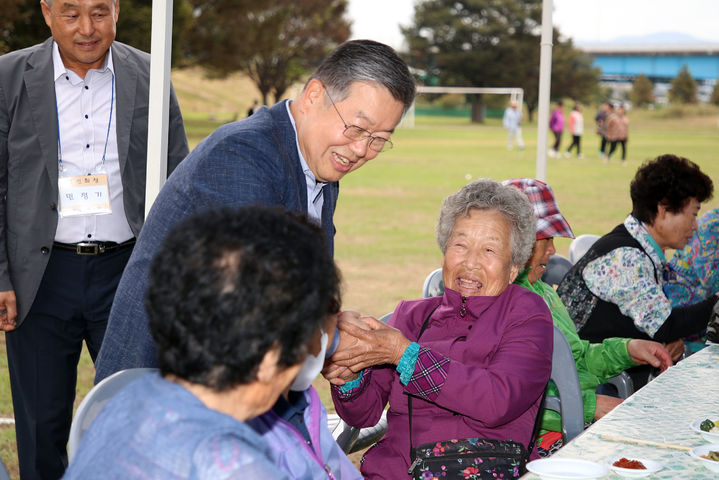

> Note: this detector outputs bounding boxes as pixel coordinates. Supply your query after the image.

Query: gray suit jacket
[0,38,189,325]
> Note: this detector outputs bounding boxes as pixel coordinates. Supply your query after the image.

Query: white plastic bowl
[526,458,609,480]
[689,443,719,473]
[690,416,719,443]
[608,457,663,477]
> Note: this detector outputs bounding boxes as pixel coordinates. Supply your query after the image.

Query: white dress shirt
[286,101,325,225]
[52,42,134,244]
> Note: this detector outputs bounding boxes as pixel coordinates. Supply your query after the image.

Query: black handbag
[407,307,535,480]
[408,436,528,480]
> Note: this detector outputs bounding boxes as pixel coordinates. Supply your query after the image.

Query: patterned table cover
[521,344,719,479]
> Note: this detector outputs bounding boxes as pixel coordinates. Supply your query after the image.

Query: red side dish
[613,458,647,469]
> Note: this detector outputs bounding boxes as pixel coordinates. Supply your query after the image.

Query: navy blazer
[95,101,339,382]
[0,38,188,325]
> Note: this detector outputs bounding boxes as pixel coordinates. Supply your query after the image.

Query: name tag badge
[58,174,112,217]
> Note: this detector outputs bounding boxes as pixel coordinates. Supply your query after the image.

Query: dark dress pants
[5,245,132,480]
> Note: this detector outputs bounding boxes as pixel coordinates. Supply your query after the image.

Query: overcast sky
[347,0,719,50]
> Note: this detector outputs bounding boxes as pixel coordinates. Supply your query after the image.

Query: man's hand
[0,290,17,332]
[320,311,374,385]
[662,339,685,363]
[626,339,673,371]
[330,315,411,372]
[321,362,359,386]
[594,394,623,420]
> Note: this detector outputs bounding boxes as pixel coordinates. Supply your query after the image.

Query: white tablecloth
[521,344,719,479]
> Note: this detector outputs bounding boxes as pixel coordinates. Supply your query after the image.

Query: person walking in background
[548,101,564,157]
[502,100,525,150]
[595,102,612,161]
[565,103,584,158]
[605,105,629,165]
[0,0,189,476]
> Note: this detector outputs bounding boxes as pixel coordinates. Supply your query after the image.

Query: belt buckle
[75,242,103,255]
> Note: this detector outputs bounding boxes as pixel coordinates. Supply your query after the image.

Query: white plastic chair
[0,456,10,480]
[541,254,573,286]
[68,368,158,461]
[568,234,601,264]
[422,268,443,298]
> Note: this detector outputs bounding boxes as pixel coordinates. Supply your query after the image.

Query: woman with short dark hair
[558,154,717,387]
[64,207,349,479]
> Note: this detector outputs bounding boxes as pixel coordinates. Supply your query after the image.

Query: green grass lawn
[1,103,718,478]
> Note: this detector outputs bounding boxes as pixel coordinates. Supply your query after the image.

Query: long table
[521,343,719,479]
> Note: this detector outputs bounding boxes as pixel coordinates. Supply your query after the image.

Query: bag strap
[408,305,440,464]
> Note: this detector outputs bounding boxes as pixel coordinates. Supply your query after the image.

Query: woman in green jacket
[503,178,673,456]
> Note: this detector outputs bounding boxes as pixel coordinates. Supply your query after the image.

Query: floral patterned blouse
[583,215,671,337]
[664,207,719,307]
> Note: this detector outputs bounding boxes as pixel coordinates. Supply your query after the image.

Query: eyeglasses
[323,86,393,153]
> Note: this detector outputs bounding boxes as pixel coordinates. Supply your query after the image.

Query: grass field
[1,68,718,478]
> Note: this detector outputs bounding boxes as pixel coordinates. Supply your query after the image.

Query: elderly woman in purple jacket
[325,179,554,479]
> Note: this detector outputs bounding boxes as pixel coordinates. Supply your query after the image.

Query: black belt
[52,239,136,256]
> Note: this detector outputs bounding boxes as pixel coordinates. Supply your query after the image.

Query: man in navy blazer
[95,39,417,382]
[0,0,188,477]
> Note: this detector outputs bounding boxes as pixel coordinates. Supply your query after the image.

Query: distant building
[580,43,719,103]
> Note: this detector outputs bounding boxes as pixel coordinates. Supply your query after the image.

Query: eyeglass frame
[322,84,394,153]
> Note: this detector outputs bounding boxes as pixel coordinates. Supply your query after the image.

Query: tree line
[7,0,710,115]
[0,0,350,105]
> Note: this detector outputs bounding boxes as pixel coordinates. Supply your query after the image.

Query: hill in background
[171,67,303,120]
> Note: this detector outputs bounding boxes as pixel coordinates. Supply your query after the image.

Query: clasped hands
[322,311,411,386]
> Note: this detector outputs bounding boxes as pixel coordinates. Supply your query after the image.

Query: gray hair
[306,40,416,115]
[436,178,537,269]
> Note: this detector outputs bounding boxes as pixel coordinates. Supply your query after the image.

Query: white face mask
[289,330,328,392]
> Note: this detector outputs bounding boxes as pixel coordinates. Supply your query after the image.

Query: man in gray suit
[0,0,188,476]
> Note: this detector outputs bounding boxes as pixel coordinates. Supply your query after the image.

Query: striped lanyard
[56,72,114,174]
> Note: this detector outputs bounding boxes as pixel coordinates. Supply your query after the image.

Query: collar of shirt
[52,40,115,82]
[285,100,326,224]
[273,390,311,443]
[625,214,667,265]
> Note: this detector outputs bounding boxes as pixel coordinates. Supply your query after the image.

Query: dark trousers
[608,139,627,160]
[552,130,562,150]
[6,245,132,480]
[599,135,607,154]
[566,135,581,155]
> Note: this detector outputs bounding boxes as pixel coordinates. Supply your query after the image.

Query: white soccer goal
[402,86,524,127]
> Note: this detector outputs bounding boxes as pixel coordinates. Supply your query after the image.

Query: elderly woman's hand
[662,339,685,362]
[330,315,412,372]
[626,339,674,372]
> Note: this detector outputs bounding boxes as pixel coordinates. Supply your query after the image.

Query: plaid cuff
[333,368,371,400]
[404,346,450,401]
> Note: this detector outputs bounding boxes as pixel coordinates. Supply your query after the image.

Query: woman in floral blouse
[664,207,719,351]
[557,154,718,388]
